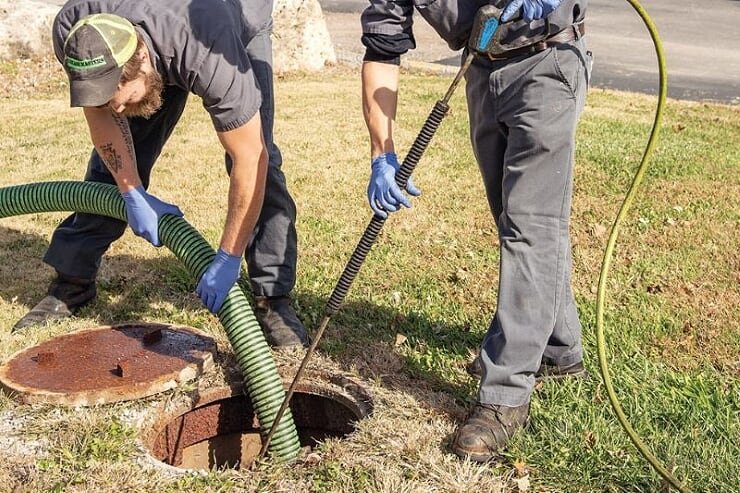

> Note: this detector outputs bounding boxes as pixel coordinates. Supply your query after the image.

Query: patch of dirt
[0,410,49,458]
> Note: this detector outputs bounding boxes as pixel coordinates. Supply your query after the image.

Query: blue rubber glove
[121,186,183,247]
[501,0,563,22]
[196,248,242,314]
[367,152,421,219]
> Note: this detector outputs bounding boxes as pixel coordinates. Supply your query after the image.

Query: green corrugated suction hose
[0,180,301,462]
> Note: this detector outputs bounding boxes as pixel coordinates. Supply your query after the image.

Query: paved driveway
[321,0,740,104]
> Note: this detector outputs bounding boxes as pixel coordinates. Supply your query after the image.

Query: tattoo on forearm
[112,113,136,163]
[99,143,122,174]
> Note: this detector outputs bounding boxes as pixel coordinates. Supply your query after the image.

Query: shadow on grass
[291,289,482,409]
[0,224,204,330]
[0,228,483,462]
[0,225,482,418]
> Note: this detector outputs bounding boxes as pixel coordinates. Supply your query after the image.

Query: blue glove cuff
[214,248,242,266]
[371,152,400,171]
[121,185,145,201]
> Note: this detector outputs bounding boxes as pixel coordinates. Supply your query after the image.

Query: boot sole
[451,448,502,463]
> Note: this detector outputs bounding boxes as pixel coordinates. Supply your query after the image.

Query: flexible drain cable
[0,1,691,483]
[258,57,468,459]
[260,1,691,490]
[0,181,302,462]
[597,2,689,492]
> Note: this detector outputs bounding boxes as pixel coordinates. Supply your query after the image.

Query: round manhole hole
[142,372,373,470]
[0,322,215,406]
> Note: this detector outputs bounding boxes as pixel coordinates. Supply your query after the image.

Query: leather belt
[485,22,586,61]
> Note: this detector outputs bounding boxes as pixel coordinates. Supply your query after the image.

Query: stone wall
[272,0,336,73]
[0,0,58,60]
[0,0,335,72]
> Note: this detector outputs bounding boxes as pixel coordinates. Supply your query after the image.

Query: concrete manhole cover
[0,322,216,406]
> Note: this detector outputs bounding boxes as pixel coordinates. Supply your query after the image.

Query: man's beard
[122,70,164,118]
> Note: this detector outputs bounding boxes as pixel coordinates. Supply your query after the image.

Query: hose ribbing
[325,100,449,314]
[260,98,453,456]
[0,181,301,461]
[394,101,449,189]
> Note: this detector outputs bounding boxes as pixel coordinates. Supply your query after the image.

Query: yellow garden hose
[597,1,689,491]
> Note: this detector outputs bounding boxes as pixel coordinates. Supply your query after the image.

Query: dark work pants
[465,38,592,406]
[44,27,298,298]
[240,26,298,298]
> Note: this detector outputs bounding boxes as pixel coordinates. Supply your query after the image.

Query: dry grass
[0,55,738,492]
[0,56,517,493]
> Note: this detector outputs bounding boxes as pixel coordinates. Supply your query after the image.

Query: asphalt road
[39,0,739,104]
[320,0,740,104]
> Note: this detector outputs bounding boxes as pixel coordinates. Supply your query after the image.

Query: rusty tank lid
[0,322,216,406]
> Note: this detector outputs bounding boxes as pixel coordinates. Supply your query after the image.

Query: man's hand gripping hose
[368,152,421,218]
[196,248,242,314]
[122,186,183,247]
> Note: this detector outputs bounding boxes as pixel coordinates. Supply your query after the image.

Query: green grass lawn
[0,60,738,492]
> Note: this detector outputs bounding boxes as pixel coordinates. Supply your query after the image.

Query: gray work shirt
[362,0,587,52]
[53,0,273,132]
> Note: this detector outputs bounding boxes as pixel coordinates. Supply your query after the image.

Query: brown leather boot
[466,354,587,382]
[12,273,96,333]
[451,401,530,462]
[254,296,309,349]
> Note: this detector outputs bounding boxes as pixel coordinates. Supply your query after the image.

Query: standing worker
[361,0,591,461]
[13,0,309,349]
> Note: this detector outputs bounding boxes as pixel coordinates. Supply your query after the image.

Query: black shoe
[12,273,96,333]
[451,401,530,463]
[535,359,588,381]
[254,296,309,349]
[466,354,587,382]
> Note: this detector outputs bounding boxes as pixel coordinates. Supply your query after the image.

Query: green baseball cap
[63,13,138,107]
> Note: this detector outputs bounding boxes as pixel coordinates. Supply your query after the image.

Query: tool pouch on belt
[413,0,586,53]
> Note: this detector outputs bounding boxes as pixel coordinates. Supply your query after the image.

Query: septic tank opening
[143,374,372,470]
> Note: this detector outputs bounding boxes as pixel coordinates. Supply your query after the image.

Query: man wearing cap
[13,0,309,349]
